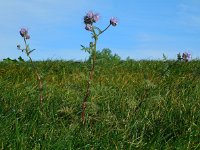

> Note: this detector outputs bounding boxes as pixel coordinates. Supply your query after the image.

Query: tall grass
[0,59,200,149]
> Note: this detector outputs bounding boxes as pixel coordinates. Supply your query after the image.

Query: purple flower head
[110,17,118,26]
[93,13,100,23]
[85,24,93,31]
[84,16,92,25]
[86,11,94,19]
[20,28,28,37]
[20,28,30,39]
[84,11,99,25]
[182,52,191,62]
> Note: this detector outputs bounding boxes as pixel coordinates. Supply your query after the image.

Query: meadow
[0,51,200,149]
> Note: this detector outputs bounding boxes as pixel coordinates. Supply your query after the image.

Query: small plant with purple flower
[81,11,118,124]
[161,51,192,77]
[177,52,191,62]
[17,28,44,108]
[182,52,191,62]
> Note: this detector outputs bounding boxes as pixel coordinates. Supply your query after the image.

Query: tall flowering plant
[17,28,43,108]
[177,52,191,62]
[182,52,191,62]
[81,11,118,124]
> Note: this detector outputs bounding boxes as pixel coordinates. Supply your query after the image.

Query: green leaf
[80,45,92,54]
[3,57,17,63]
[18,56,25,62]
[27,49,36,55]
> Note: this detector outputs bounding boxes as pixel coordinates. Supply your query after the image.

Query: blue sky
[0,0,200,61]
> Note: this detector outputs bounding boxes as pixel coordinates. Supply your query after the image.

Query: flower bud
[20,28,28,37]
[17,45,21,50]
[85,24,93,31]
[110,17,118,26]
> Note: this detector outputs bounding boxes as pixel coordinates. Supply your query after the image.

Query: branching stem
[81,24,111,125]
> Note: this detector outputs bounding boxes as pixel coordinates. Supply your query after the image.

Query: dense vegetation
[1,52,200,149]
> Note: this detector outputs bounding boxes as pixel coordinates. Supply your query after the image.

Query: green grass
[0,59,200,149]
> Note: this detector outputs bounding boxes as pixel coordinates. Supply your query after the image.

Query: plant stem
[81,34,97,125]
[97,24,111,36]
[24,38,43,108]
[81,24,111,125]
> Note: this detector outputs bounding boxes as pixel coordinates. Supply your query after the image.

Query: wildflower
[81,11,118,125]
[93,13,100,23]
[19,28,30,39]
[84,11,99,25]
[110,17,118,26]
[84,13,93,24]
[17,28,43,109]
[182,52,191,62]
[20,28,28,37]
[85,24,93,31]
[86,11,94,19]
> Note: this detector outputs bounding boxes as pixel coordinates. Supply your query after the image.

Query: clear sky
[0,0,200,61]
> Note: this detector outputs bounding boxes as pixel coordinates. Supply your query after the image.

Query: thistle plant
[182,52,191,62]
[177,52,191,62]
[161,52,191,76]
[81,11,118,124]
[17,28,43,108]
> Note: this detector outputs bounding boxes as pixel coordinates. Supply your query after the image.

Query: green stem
[81,23,111,125]
[82,31,97,125]
[24,37,43,108]
[97,24,111,36]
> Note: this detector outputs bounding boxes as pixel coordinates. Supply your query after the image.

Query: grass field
[0,58,200,149]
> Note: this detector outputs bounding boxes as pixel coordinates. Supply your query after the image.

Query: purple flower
[20,28,30,39]
[85,24,93,31]
[84,16,92,25]
[84,11,100,25]
[110,17,118,26]
[86,11,94,19]
[20,28,28,37]
[182,52,191,62]
[93,13,100,23]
